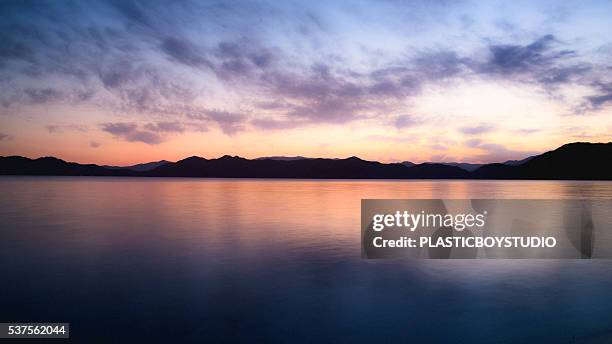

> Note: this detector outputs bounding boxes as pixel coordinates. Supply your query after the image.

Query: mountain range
[104,160,171,172]
[0,142,610,180]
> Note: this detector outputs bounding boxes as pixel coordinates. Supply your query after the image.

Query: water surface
[1,177,612,343]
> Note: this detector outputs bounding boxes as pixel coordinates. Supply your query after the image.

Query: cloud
[184,122,209,132]
[46,124,88,133]
[45,125,62,133]
[393,115,421,129]
[412,50,468,80]
[586,93,612,109]
[143,121,185,133]
[188,110,246,135]
[101,122,163,145]
[579,82,612,113]
[459,124,495,135]
[255,63,409,125]
[89,141,101,148]
[101,119,207,145]
[212,40,277,79]
[464,139,536,162]
[475,35,592,90]
[0,132,8,141]
[207,110,245,135]
[25,88,63,104]
[160,36,210,68]
[0,0,609,139]
[0,32,35,63]
[515,128,540,134]
[570,82,612,114]
[109,0,154,28]
[250,117,304,130]
[95,61,198,115]
[483,35,568,74]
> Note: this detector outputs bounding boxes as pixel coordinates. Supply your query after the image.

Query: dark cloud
[538,65,591,85]
[476,35,593,90]
[89,141,101,148]
[583,82,612,112]
[459,124,495,135]
[571,82,612,114]
[211,39,278,79]
[483,35,568,74]
[0,33,35,63]
[161,36,210,68]
[587,93,612,109]
[109,0,153,28]
[0,132,8,141]
[25,88,63,104]
[98,61,135,89]
[101,122,163,145]
[368,80,399,96]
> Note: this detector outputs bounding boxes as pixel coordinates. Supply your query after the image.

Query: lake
[1,177,612,343]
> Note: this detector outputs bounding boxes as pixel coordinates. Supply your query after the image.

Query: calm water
[1,177,612,343]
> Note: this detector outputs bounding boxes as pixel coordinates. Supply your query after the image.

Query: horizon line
[3,141,610,167]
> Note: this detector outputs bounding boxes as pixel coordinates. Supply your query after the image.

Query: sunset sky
[0,0,611,165]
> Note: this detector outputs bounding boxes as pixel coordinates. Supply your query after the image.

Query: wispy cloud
[46,124,89,133]
[101,122,163,145]
[459,124,495,135]
[0,0,610,155]
[143,121,185,133]
[160,36,210,68]
[393,115,422,129]
[464,139,536,162]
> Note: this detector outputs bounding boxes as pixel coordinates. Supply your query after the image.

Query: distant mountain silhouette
[1,142,610,180]
[105,160,170,171]
[255,156,311,161]
[502,156,535,166]
[430,162,483,172]
[404,159,531,172]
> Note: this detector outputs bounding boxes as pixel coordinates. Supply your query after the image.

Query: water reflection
[1,177,612,342]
